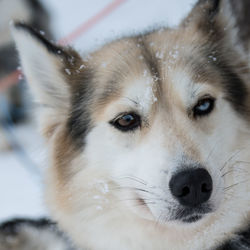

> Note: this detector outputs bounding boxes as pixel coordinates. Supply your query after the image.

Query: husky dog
[10,0,250,249]
[0,218,74,250]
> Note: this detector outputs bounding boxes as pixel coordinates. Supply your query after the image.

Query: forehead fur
[14,0,248,177]
[64,20,249,149]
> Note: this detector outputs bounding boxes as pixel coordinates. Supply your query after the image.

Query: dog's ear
[182,0,239,48]
[183,0,223,23]
[11,22,84,137]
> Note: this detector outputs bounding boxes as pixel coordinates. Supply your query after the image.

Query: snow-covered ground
[0,0,196,223]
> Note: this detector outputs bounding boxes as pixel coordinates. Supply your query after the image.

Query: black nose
[169,168,212,207]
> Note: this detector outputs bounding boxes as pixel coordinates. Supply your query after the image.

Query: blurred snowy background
[0,0,196,223]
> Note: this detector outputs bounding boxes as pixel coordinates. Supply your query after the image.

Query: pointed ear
[11,22,84,137]
[183,0,222,22]
[182,0,239,47]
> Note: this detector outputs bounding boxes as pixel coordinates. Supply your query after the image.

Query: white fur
[11,26,70,133]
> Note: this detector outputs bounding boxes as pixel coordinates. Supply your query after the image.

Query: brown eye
[192,97,215,118]
[110,113,141,132]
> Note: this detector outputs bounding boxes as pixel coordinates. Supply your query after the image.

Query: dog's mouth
[133,196,213,224]
[180,214,203,223]
[127,187,214,225]
[170,204,213,224]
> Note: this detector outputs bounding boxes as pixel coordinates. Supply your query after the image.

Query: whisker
[117,175,148,186]
[224,179,249,191]
[220,150,243,172]
[205,138,222,163]
[112,186,157,196]
[116,197,164,203]
[221,167,248,178]
[235,160,250,165]
[221,169,235,178]
[155,210,167,228]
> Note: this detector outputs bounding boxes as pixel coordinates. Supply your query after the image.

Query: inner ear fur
[12,22,85,138]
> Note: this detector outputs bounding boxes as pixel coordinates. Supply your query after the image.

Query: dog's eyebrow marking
[122,97,139,106]
[67,68,95,148]
[137,37,161,88]
[121,96,150,112]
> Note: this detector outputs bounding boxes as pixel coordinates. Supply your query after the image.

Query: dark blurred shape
[230,0,250,52]
[0,0,52,124]
[0,218,76,250]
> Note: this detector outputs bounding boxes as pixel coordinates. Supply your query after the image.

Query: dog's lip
[133,195,212,224]
[171,204,213,223]
[181,214,203,223]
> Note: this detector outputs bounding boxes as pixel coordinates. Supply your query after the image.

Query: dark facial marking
[190,43,248,116]
[67,69,95,148]
[137,37,161,87]
[219,64,248,114]
[208,53,248,115]
[169,203,212,222]
[97,72,122,107]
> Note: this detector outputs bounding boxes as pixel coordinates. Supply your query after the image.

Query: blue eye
[198,101,210,111]
[193,97,215,117]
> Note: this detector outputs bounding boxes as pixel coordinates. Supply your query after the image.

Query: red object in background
[0,0,127,92]
[0,70,22,92]
[59,0,127,45]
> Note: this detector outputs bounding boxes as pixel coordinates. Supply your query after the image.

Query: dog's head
[12,0,250,249]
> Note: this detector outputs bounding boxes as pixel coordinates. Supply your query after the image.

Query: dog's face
[12,0,250,249]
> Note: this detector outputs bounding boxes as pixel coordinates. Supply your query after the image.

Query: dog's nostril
[180,186,190,197]
[201,183,211,193]
[169,168,213,207]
